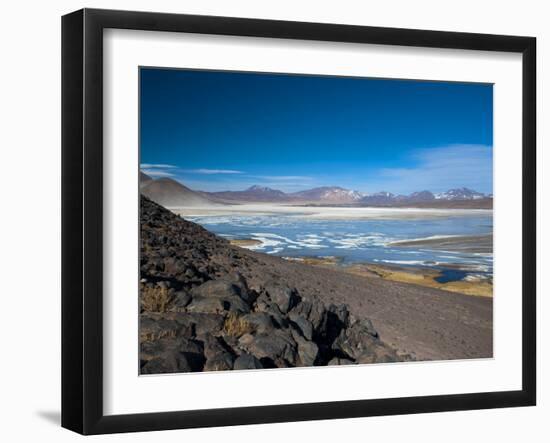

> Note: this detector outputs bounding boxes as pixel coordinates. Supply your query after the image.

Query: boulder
[237,333,255,348]
[167,290,192,312]
[331,319,381,360]
[264,303,288,329]
[352,318,379,338]
[228,272,257,305]
[291,329,319,366]
[140,314,187,342]
[140,337,177,361]
[233,353,263,370]
[265,284,296,313]
[243,330,297,366]
[178,337,203,354]
[186,296,226,314]
[200,334,231,360]
[288,312,314,340]
[191,279,251,304]
[203,352,234,371]
[323,304,351,344]
[178,337,206,370]
[331,329,359,360]
[141,352,192,374]
[254,292,270,312]
[290,297,327,334]
[221,334,240,350]
[181,313,225,336]
[186,293,250,315]
[141,355,178,374]
[328,304,350,329]
[241,312,275,334]
[223,295,251,314]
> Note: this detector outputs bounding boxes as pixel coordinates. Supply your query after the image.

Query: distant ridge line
[139,171,493,208]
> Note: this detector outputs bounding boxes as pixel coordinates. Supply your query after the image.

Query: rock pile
[139,196,407,373]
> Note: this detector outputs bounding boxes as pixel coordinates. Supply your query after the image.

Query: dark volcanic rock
[139,195,410,374]
[179,337,206,370]
[241,312,275,334]
[291,329,319,366]
[140,314,191,342]
[186,296,226,314]
[265,283,296,314]
[201,334,230,359]
[141,355,181,374]
[140,336,205,372]
[233,353,263,370]
[290,297,327,335]
[331,319,382,360]
[192,279,241,299]
[167,290,192,312]
[288,313,314,341]
[204,352,234,371]
[181,313,225,337]
[241,330,297,366]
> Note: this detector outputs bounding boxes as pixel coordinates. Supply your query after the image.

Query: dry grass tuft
[141,286,173,312]
[223,312,254,337]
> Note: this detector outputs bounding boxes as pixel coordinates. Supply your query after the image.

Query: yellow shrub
[141,286,172,312]
[223,312,254,337]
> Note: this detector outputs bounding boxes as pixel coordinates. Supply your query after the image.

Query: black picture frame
[62,8,536,435]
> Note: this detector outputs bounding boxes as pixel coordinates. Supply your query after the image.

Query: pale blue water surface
[184,213,493,280]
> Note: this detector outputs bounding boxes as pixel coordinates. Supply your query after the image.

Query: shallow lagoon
[185,213,493,278]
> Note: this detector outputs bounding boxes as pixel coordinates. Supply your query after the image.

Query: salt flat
[171,203,493,220]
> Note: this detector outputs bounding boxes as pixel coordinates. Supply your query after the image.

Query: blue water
[434,269,469,283]
[185,214,493,279]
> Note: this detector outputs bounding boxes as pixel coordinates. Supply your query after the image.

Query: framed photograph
[62,8,536,435]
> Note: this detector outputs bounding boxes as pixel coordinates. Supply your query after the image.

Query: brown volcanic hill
[139,171,153,189]
[208,185,291,202]
[141,177,218,208]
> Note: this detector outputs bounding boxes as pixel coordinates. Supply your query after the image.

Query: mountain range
[209,184,492,206]
[140,171,493,208]
[209,185,365,204]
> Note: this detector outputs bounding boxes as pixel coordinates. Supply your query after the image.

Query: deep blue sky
[140,68,493,194]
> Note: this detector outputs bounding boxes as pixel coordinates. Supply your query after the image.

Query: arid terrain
[139,196,492,374]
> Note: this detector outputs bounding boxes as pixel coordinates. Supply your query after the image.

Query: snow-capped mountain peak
[434,187,486,200]
[290,186,365,203]
[320,187,364,201]
[247,185,278,192]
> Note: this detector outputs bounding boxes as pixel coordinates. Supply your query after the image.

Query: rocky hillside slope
[140,196,409,373]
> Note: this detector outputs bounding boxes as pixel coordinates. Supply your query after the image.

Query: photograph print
[139,68,493,374]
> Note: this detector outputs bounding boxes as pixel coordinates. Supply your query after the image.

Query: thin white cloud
[183,169,244,175]
[140,163,177,169]
[141,169,176,178]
